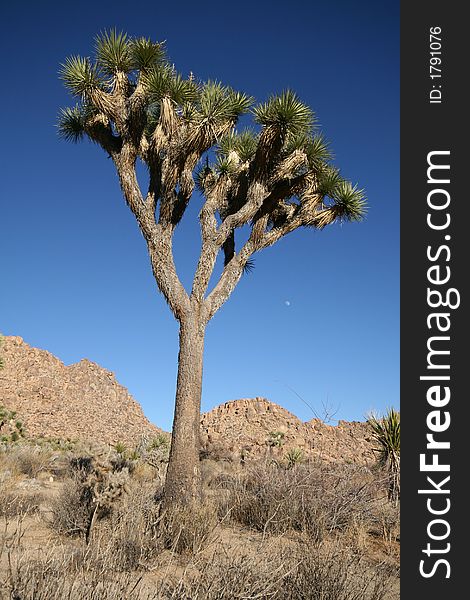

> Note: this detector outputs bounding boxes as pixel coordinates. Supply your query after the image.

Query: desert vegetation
[367,409,400,504]
[0,434,399,599]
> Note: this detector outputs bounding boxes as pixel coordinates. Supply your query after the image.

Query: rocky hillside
[200,398,375,465]
[1,336,375,464]
[0,336,162,446]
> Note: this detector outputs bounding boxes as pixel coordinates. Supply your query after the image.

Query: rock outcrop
[200,397,375,465]
[0,336,162,446]
[1,336,376,464]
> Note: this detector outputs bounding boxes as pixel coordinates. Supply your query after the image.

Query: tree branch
[204,200,307,320]
[191,177,232,302]
[114,144,189,319]
[215,181,267,247]
[158,144,197,227]
[147,226,190,319]
[192,165,315,309]
[88,88,117,121]
[256,208,304,250]
[85,114,122,157]
[203,240,255,321]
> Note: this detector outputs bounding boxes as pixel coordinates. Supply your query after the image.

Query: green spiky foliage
[60,56,102,97]
[253,90,315,134]
[367,409,400,504]
[285,447,304,469]
[113,441,127,456]
[58,31,366,233]
[95,29,133,75]
[58,31,367,508]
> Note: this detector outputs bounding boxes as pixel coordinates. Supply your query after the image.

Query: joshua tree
[58,30,366,508]
[367,408,400,504]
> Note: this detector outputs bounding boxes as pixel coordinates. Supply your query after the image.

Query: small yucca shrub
[367,408,400,504]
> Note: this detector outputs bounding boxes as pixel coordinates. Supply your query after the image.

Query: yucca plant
[113,441,127,456]
[367,409,400,504]
[285,447,304,469]
[58,31,367,511]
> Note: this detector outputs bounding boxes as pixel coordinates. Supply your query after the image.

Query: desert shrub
[1,495,398,600]
[158,551,289,599]
[157,541,398,600]
[42,437,77,452]
[0,539,398,600]
[368,409,400,504]
[206,470,241,490]
[109,454,136,474]
[200,444,236,463]
[69,455,94,476]
[2,551,154,600]
[1,487,163,596]
[133,434,170,484]
[50,458,131,541]
[0,486,43,518]
[131,460,158,483]
[50,478,94,537]
[2,445,51,478]
[267,430,285,448]
[113,441,127,455]
[367,497,400,552]
[0,405,26,443]
[103,482,163,570]
[280,543,398,600]
[218,462,377,541]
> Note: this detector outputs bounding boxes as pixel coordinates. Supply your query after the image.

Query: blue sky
[0,0,399,431]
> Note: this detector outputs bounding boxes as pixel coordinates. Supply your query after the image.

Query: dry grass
[0,488,43,519]
[0,442,399,600]
[0,445,52,479]
[215,462,384,543]
[49,478,95,537]
[158,500,219,555]
[1,528,398,600]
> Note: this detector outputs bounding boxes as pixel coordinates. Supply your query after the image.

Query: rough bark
[163,311,206,508]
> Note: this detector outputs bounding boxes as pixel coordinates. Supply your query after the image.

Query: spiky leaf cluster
[331,181,367,222]
[58,30,366,264]
[283,133,332,169]
[253,90,315,135]
[196,88,365,228]
[368,408,400,465]
[60,56,102,97]
[189,81,253,128]
[195,161,216,193]
[96,29,132,75]
[130,37,165,72]
[58,105,96,143]
[367,408,400,503]
[145,65,198,105]
[218,130,259,163]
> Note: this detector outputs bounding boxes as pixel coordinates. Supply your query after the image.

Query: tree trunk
[163,312,205,508]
